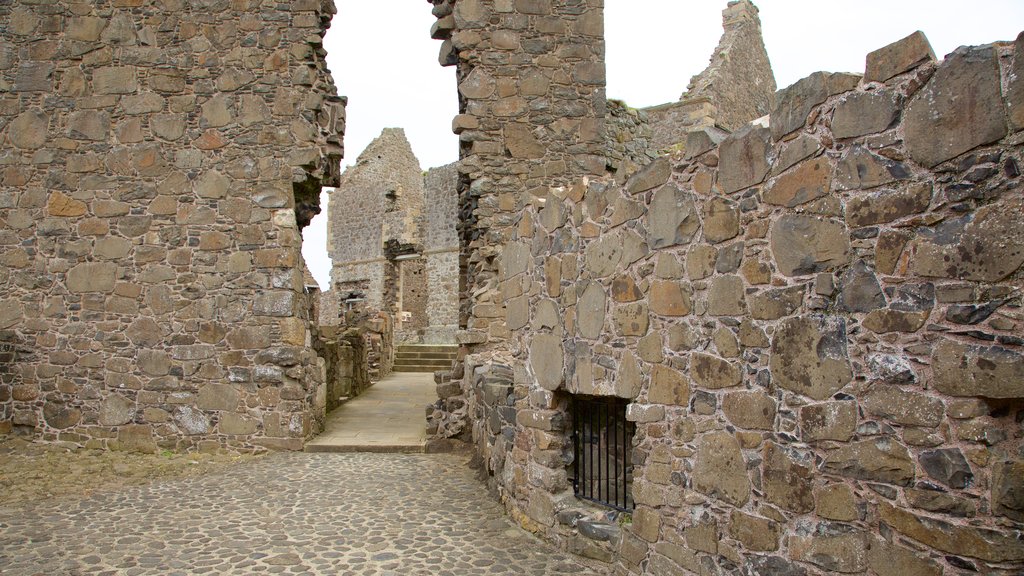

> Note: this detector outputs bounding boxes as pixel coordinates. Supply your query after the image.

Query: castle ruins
[1,0,1022,574]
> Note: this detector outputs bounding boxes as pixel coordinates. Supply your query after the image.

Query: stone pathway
[0,452,604,575]
[305,372,437,453]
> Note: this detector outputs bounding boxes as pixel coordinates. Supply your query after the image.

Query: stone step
[394,351,458,360]
[391,365,446,373]
[393,359,454,369]
[395,345,458,355]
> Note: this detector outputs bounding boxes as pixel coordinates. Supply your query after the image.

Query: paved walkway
[305,372,437,453]
[0,452,604,575]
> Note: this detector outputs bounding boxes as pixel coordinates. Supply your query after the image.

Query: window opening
[570,395,634,511]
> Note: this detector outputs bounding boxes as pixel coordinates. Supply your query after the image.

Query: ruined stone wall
[0,0,343,451]
[471,31,1024,574]
[428,0,607,353]
[604,99,655,179]
[644,0,775,152]
[327,128,422,314]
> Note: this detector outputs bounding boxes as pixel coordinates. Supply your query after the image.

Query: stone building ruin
[1,0,1023,574]
[324,128,459,346]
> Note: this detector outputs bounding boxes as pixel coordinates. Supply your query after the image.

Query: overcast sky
[303,1,1024,289]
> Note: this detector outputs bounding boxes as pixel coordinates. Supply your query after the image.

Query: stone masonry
[428,0,607,350]
[461,28,1024,576]
[0,0,344,452]
[324,128,459,344]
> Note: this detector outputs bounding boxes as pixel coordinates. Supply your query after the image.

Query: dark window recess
[569,395,634,511]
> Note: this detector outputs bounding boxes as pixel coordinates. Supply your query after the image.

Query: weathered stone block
[707,274,746,316]
[800,401,856,442]
[762,442,814,513]
[909,198,1024,282]
[43,403,82,429]
[647,184,699,250]
[865,30,936,83]
[174,406,210,435]
[67,262,117,293]
[529,334,563,391]
[583,234,621,277]
[834,145,909,190]
[718,126,770,193]
[692,431,749,506]
[879,501,1024,562]
[625,157,671,195]
[992,459,1024,521]
[770,315,852,401]
[99,394,136,426]
[790,525,869,573]
[625,403,664,423]
[9,109,49,149]
[1008,31,1024,131]
[690,353,741,390]
[863,387,943,428]
[771,215,850,277]
[815,484,859,522]
[722,390,775,430]
[702,196,739,243]
[612,302,648,337]
[749,285,804,320]
[867,538,942,576]
[47,191,87,217]
[823,438,915,486]
[920,448,973,489]
[728,510,780,552]
[93,66,138,94]
[649,280,691,316]
[67,110,110,141]
[838,260,885,312]
[831,89,899,138]
[763,156,831,208]
[647,364,689,406]
[219,413,258,435]
[905,45,1007,168]
[932,340,1024,398]
[845,182,932,227]
[576,282,605,339]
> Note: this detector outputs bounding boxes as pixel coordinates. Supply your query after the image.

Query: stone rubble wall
[604,99,656,180]
[480,31,1024,575]
[0,0,343,451]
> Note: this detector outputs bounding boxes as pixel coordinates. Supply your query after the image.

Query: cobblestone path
[0,452,603,575]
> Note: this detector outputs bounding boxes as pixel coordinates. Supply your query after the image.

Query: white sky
[303,1,1024,289]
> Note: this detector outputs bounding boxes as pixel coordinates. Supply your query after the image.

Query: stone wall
[423,162,460,344]
[0,0,343,451]
[327,128,422,316]
[325,128,460,345]
[605,99,656,180]
[428,0,607,353]
[470,30,1024,575]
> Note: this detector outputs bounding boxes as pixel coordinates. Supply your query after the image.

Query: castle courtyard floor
[0,450,603,575]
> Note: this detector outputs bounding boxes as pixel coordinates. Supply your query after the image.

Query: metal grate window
[569,395,635,511]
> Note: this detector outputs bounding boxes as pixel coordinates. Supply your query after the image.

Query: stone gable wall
[644,0,776,153]
[0,0,343,452]
[471,31,1024,575]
